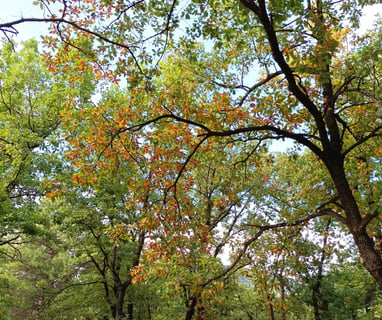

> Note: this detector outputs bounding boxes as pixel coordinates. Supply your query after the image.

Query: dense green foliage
[0,0,381,319]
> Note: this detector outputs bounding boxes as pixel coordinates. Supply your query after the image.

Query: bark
[277,270,287,320]
[111,230,146,319]
[315,0,382,287]
[195,304,205,320]
[147,303,152,320]
[113,285,128,320]
[185,296,197,320]
[183,293,204,320]
[127,302,134,320]
[325,156,382,288]
[353,231,382,288]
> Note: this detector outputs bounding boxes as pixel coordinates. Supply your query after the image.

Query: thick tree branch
[0,235,20,246]
[123,230,146,287]
[205,125,322,156]
[239,0,330,149]
[244,210,335,230]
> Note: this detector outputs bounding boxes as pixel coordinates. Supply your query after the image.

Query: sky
[1,0,381,41]
[1,0,51,40]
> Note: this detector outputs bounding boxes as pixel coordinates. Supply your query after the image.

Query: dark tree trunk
[353,231,382,288]
[277,271,287,320]
[185,296,197,320]
[325,156,382,288]
[112,283,128,320]
[111,231,146,319]
[195,303,205,320]
[127,302,134,320]
[147,303,152,320]
[267,294,276,320]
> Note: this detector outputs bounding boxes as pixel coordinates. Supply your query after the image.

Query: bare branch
[0,235,21,246]
[170,135,209,198]
[0,17,148,77]
[245,210,327,230]
[238,70,284,106]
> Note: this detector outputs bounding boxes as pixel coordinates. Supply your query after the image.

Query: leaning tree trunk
[325,155,382,288]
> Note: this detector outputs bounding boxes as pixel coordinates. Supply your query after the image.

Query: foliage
[0,0,381,319]
[0,39,91,238]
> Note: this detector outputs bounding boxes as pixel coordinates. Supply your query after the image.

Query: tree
[300,262,381,320]
[0,38,81,242]
[1,0,381,289]
[0,39,97,318]
[53,171,147,320]
[0,231,91,319]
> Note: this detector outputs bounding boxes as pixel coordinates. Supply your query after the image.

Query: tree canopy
[0,0,381,319]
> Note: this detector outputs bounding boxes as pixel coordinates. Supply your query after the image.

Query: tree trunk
[277,271,287,320]
[112,285,128,320]
[147,303,152,320]
[239,0,382,289]
[127,302,134,320]
[185,296,197,320]
[195,303,205,320]
[312,220,331,320]
[267,294,276,320]
[325,157,382,288]
[353,231,382,288]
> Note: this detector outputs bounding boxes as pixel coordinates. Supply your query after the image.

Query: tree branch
[343,126,382,157]
[238,70,284,106]
[205,124,322,156]
[239,0,330,149]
